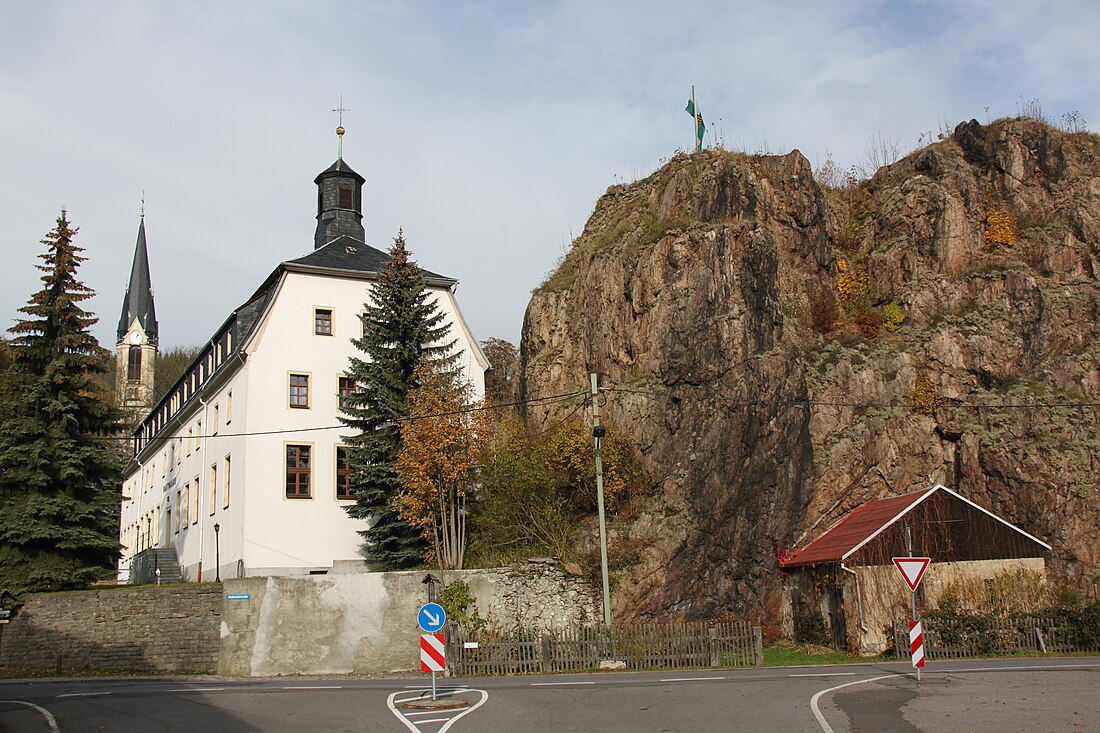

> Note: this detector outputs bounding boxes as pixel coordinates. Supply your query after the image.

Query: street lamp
[214,523,221,583]
[422,573,439,603]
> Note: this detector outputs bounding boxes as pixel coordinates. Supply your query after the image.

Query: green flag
[685,98,705,152]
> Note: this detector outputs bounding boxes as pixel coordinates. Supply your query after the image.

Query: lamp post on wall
[422,573,439,603]
[214,523,221,583]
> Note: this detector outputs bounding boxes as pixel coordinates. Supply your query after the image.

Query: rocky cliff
[518,118,1100,619]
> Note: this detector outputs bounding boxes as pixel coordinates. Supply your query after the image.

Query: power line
[94,388,590,443]
[600,386,1100,411]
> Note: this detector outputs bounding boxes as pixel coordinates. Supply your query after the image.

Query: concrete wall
[219,566,599,676]
[0,585,222,673]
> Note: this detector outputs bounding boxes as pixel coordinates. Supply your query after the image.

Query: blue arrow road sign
[418,602,447,632]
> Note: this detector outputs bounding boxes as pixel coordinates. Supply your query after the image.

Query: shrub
[985,205,1018,246]
[794,604,830,646]
[882,303,906,332]
[836,259,869,302]
[439,579,489,636]
[911,373,945,415]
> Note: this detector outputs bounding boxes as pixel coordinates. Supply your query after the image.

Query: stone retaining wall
[0,565,597,676]
[0,584,222,673]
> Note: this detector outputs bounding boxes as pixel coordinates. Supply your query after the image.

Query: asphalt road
[1,657,1096,732]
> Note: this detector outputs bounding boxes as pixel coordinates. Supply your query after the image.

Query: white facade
[118,255,487,582]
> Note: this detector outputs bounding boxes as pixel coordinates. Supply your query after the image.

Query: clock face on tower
[129,330,142,345]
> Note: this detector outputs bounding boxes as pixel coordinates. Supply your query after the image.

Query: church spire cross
[331,95,351,159]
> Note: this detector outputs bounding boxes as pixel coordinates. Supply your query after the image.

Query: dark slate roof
[284,237,453,284]
[117,219,158,340]
[779,484,1051,568]
[314,158,366,184]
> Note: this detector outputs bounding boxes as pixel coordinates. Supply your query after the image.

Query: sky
[2,1,1098,353]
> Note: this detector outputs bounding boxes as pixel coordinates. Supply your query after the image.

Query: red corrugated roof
[780,487,936,567]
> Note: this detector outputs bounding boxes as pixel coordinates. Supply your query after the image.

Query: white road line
[166,688,226,693]
[790,672,856,678]
[386,688,488,733]
[404,710,448,717]
[281,686,342,690]
[56,692,112,698]
[660,676,726,682]
[809,674,903,733]
[0,700,61,733]
[530,681,596,686]
[944,662,1098,673]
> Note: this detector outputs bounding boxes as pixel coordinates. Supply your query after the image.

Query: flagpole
[691,85,697,151]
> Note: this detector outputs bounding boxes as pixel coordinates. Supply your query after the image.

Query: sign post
[420,633,446,700]
[894,527,931,682]
[417,603,447,700]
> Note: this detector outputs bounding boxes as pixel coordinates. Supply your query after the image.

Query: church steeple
[116,217,158,418]
[313,124,366,249]
[117,218,158,343]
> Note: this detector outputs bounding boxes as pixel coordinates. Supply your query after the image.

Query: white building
[117,140,488,583]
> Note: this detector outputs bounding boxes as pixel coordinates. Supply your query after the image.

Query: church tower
[116,217,158,418]
[313,124,366,249]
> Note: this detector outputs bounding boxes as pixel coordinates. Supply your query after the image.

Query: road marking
[387,688,488,733]
[531,681,596,686]
[790,672,856,677]
[809,674,903,733]
[166,688,226,693]
[404,710,447,717]
[660,676,726,682]
[281,686,342,689]
[944,662,1098,673]
[56,692,112,698]
[0,700,60,733]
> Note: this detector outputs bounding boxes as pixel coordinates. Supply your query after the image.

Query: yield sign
[892,556,931,592]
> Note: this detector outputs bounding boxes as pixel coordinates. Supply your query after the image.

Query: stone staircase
[129,547,184,585]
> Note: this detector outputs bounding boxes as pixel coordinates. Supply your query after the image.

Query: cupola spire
[314,114,366,249]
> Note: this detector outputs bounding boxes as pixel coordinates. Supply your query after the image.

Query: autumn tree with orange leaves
[395,364,491,571]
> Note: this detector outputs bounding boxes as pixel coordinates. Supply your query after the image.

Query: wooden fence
[893,614,1100,659]
[446,621,763,677]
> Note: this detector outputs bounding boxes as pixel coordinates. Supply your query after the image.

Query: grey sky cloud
[1,1,1097,354]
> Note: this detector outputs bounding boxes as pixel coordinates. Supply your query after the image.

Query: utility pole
[591,373,612,626]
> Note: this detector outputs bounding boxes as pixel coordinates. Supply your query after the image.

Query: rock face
[518,119,1100,620]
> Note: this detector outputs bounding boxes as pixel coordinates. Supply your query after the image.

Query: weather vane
[332,95,351,159]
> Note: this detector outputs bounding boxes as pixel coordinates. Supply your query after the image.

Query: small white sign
[463,641,479,649]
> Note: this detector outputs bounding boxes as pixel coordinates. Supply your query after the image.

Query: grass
[763,642,890,667]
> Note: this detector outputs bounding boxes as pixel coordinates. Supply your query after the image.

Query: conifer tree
[341,231,456,569]
[0,212,123,592]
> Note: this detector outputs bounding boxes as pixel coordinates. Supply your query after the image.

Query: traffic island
[400,697,470,711]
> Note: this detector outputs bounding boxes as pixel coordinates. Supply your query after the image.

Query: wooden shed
[779,484,1051,653]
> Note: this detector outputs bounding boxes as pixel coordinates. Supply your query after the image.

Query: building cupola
[313,124,366,249]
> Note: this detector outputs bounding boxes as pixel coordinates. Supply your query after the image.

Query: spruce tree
[341,231,456,569]
[0,212,124,593]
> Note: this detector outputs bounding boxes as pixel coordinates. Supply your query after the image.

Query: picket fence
[893,614,1100,659]
[446,620,763,677]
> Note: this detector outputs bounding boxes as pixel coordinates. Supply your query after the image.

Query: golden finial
[332,95,350,159]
